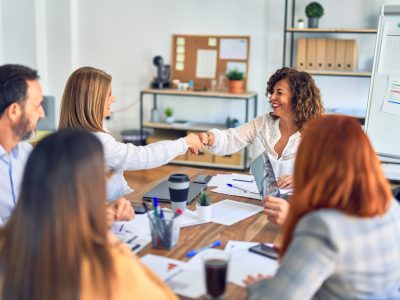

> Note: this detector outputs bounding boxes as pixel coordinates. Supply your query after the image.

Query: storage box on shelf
[283,1,377,77]
[139,89,257,170]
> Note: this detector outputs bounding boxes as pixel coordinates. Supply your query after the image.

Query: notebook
[142,180,206,203]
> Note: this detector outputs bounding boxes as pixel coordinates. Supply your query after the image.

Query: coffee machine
[151,55,170,89]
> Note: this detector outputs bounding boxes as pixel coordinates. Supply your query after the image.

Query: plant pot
[228,80,244,94]
[297,21,305,29]
[196,204,212,221]
[307,18,319,28]
[165,116,174,124]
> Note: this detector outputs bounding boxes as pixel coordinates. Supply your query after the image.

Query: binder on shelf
[344,39,358,71]
[316,39,326,70]
[334,39,346,71]
[325,39,336,71]
[296,38,307,69]
[306,38,317,70]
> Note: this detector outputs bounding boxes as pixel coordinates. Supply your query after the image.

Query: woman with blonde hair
[59,67,204,203]
[0,130,177,300]
[246,115,400,299]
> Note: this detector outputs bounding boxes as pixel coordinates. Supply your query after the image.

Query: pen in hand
[186,240,222,257]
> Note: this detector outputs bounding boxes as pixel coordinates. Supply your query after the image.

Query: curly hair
[267,67,324,131]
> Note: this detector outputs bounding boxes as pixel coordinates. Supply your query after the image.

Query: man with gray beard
[0,64,45,224]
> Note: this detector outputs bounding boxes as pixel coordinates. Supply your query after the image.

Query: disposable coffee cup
[168,173,190,212]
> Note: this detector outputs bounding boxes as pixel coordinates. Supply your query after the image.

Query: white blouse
[208,113,301,179]
[94,132,187,201]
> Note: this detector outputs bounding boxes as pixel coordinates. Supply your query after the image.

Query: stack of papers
[208,173,262,200]
[208,173,292,199]
[112,214,151,253]
[140,241,279,298]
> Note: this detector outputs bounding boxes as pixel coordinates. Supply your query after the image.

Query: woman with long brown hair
[199,67,324,226]
[0,130,177,300]
[59,67,204,203]
[245,115,400,299]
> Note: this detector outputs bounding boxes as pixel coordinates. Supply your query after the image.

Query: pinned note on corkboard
[171,34,250,90]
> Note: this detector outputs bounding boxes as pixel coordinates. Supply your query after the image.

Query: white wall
[76,0,273,135]
[1,0,399,135]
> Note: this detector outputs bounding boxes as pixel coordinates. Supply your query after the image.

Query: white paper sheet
[228,249,278,287]
[211,186,262,200]
[176,209,207,227]
[209,200,263,225]
[196,49,217,79]
[378,19,400,74]
[112,213,151,236]
[112,216,152,253]
[219,38,248,60]
[166,269,205,298]
[381,76,400,116]
[141,254,185,280]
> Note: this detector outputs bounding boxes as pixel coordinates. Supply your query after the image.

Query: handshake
[185,132,215,154]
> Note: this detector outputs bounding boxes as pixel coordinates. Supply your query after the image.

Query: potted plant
[226,69,245,94]
[297,18,305,29]
[305,2,324,28]
[196,191,212,221]
[164,107,174,124]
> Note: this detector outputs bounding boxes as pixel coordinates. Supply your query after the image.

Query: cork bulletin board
[171,34,251,90]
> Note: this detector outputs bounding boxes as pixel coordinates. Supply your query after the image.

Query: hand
[243,274,271,286]
[263,196,290,227]
[198,132,215,147]
[107,197,135,223]
[185,133,205,154]
[277,175,294,189]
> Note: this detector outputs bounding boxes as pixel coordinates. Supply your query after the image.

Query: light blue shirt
[0,142,32,223]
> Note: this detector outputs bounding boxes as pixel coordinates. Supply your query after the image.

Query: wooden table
[126,167,280,300]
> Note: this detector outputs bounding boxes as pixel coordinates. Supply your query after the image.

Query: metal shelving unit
[283,0,377,77]
[139,89,258,170]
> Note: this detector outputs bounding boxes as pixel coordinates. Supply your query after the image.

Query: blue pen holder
[148,210,180,249]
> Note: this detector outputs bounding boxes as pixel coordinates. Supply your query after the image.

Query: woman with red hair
[246,115,400,299]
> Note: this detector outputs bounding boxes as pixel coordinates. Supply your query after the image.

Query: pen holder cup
[148,210,180,249]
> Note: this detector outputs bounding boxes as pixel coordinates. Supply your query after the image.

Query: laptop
[250,152,290,200]
[142,180,206,203]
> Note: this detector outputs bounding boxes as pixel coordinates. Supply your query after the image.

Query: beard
[12,110,35,141]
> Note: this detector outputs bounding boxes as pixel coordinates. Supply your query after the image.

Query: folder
[325,39,336,70]
[335,39,346,71]
[296,38,307,69]
[306,38,317,70]
[316,39,326,70]
[344,39,358,71]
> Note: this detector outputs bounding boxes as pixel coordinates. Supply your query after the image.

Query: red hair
[280,115,392,256]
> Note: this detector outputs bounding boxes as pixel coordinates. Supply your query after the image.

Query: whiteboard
[365,5,400,159]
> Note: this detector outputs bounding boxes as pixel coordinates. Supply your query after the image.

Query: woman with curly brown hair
[199,67,324,226]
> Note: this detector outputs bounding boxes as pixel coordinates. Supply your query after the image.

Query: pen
[186,240,222,257]
[173,208,183,219]
[233,178,254,183]
[131,244,140,251]
[227,183,258,194]
[126,235,138,244]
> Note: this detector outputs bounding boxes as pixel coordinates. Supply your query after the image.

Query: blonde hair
[59,66,112,132]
